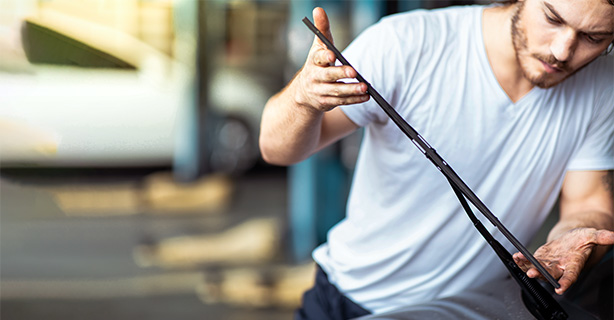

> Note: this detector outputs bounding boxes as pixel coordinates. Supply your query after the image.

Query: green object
[21,20,135,69]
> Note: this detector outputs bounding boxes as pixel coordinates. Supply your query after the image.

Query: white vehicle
[0,1,282,174]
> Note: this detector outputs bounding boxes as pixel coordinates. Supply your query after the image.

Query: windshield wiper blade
[303,17,568,319]
[449,180,567,319]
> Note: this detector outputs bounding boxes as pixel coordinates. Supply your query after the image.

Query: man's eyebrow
[544,2,566,24]
[586,30,614,36]
[544,1,614,36]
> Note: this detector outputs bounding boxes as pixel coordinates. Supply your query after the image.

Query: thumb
[594,229,614,246]
[313,7,333,46]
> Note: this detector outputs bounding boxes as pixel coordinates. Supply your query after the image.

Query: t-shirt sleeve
[567,78,614,171]
[338,12,424,127]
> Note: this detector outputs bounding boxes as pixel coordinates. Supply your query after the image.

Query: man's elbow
[260,146,286,166]
[259,138,301,167]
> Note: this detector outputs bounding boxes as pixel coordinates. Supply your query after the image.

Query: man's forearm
[548,211,613,242]
[259,78,324,166]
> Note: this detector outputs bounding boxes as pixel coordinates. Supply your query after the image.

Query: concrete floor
[0,166,296,320]
[4,164,597,320]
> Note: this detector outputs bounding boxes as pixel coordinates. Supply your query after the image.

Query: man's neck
[482,5,534,103]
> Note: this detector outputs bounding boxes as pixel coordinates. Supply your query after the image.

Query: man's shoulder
[589,54,614,78]
[591,54,614,100]
[565,54,614,96]
[378,5,484,28]
[360,4,483,49]
[365,4,484,48]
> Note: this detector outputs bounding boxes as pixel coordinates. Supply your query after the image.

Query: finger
[313,7,333,46]
[318,94,370,108]
[313,66,360,83]
[593,229,614,246]
[526,267,541,278]
[312,49,336,67]
[555,265,581,295]
[317,82,368,98]
[513,252,532,270]
[513,252,525,262]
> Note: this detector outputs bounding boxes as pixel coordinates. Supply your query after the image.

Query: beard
[510,2,572,89]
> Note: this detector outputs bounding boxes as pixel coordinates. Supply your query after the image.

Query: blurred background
[1,1,484,319]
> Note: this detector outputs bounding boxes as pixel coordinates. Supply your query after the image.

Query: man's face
[511,0,614,88]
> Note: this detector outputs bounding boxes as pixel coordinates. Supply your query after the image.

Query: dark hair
[495,0,614,54]
[496,0,613,3]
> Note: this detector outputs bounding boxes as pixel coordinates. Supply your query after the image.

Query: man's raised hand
[293,7,369,113]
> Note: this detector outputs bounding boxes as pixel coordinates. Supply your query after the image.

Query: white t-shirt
[312,5,614,314]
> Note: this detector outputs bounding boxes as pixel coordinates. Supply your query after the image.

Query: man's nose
[550,28,577,63]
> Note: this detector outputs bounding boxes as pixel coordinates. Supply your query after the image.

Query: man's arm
[514,170,614,295]
[259,7,367,166]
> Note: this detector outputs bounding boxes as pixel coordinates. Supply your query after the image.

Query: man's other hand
[513,228,614,295]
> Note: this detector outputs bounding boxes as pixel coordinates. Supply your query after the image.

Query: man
[260,0,614,318]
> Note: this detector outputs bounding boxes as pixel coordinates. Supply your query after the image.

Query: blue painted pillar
[287,0,354,263]
[287,0,317,263]
[287,0,390,263]
[172,0,201,181]
[351,0,385,36]
[289,148,349,263]
[399,0,423,13]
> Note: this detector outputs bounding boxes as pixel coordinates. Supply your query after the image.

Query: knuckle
[351,96,366,104]
[316,97,330,108]
[313,49,333,66]
[312,52,325,66]
[344,66,356,77]
[356,83,366,93]
[323,71,336,82]
[564,269,579,278]
[324,50,335,63]
[335,98,346,105]
[335,69,348,81]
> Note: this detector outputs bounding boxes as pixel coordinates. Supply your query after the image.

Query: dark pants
[295,265,371,320]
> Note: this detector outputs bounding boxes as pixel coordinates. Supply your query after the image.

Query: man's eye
[584,34,605,44]
[545,14,560,24]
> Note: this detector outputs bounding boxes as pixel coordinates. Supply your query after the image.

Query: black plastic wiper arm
[302,17,567,319]
[448,179,567,319]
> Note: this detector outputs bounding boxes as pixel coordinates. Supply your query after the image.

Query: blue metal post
[172,0,200,182]
[399,0,422,13]
[288,0,318,263]
[287,0,393,263]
